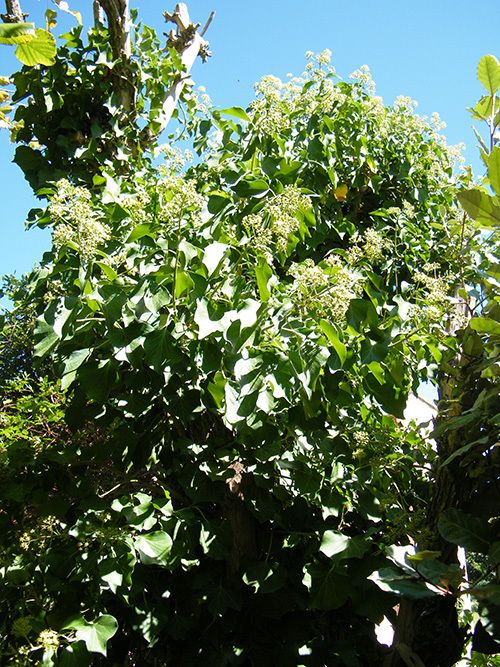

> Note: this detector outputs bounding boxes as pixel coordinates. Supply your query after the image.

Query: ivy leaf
[15,28,56,66]
[61,348,91,390]
[477,54,500,95]
[368,567,437,598]
[320,530,368,560]
[134,531,172,564]
[62,615,118,656]
[202,242,228,277]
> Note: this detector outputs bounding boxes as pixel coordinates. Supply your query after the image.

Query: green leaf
[469,96,494,121]
[0,22,35,44]
[232,178,269,198]
[126,223,153,241]
[319,320,347,366]
[174,269,194,298]
[15,28,56,66]
[254,257,273,301]
[202,242,228,276]
[438,508,490,553]
[218,106,250,122]
[134,531,172,564]
[61,348,91,389]
[368,567,436,598]
[308,566,350,610]
[487,146,500,194]
[458,188,500,228]
[478,55,500,94]
[34,298,74,357]
[320,530,368,560]
[470,316,500,335]
[488,542,500,566]
[207,190,231,214]
[63,615,118,656]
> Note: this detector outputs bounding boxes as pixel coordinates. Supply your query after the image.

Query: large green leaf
[438,508,490,553]
[478,54,500,95]
[254,257,273,301]
[15,28,56,66]
[0,22,35,44]
[458,188,500,228]
[470,316,500,335]
[368,567,436,598]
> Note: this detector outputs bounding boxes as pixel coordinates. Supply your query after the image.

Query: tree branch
[145,3,213,140]
[1,0,26,23]
[96,0,134,112]
[97,0,131,59]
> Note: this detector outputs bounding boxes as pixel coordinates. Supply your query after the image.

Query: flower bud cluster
[349,64,376,96]
[348,228,392,264]
[50,179,110,263]
[413,270,450,321]
[122,185,151,224]
[157,174,204,225]
[243,186,310,255]
[37,629,60,650]
[249,52,342,137]
[289,257,363,320]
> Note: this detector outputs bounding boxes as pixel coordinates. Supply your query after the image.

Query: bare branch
[200,11,215,37]
[144,3,213,139]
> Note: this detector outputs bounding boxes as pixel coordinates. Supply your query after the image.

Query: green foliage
[0,11,496,665]
[431,52,500,658]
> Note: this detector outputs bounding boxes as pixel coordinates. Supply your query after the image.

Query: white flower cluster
[38,629,60,650]
[349,64,376,96]
[122,186,151,224]
[394,95,418,112]
[157,174,204,225]
[289,257,363,320]
[243,186,310,255]
[413,270,450,321]
[50,179,110,263]
[402,201,415,219]
[249,52,344,137]
[348,228,392,264]
[156,143,193,172]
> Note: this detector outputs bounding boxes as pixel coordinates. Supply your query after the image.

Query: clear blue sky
[1,0,499,282]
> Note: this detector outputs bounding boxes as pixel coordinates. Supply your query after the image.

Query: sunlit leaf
[0,22,35,44]
[15,28,56,66]
[478,54,500,95]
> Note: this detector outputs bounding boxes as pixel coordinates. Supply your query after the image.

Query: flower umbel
[50,179,109,263]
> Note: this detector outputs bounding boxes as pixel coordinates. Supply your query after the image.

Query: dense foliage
[0,6,498,666]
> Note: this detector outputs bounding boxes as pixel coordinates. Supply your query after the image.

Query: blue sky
[1,0,499,282]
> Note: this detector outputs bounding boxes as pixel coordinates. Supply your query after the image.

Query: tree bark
[2,0,26,23]
[96,0,134,113]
